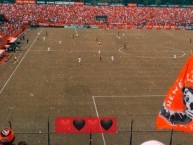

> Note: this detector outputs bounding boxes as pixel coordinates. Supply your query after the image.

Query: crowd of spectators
[1,3,193,38]
[0,21,22,39]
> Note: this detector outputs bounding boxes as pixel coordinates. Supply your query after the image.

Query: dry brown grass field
[0,27,193,145]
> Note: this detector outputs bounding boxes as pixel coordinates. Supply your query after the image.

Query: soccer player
[78,57,81,63]
[48,47,51,52]
[111,56,114,63]
[99,54,102,62]
[124,42,126,49]
[14,56,17,62]
[98,41,101,46]
[96,36,98,42]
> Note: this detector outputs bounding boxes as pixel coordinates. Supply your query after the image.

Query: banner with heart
[100,119,113,130]
[55,117,117,133]
[73,119,86,131]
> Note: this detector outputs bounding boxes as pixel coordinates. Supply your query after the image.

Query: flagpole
[169,129,174,145]
[129,120,134,145]
[9,112,13,129]
[48,116,50,145]
[8,121,12,129]
[89,131,92,145]
[89,114,92,145]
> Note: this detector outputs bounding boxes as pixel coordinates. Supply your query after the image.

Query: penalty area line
[92,94,164,144]
[116,36,121,39]
[93,95,164,98]
[92,96,107,145]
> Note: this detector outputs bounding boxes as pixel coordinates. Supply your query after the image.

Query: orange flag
[156,55,193,133]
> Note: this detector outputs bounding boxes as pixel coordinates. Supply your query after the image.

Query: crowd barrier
[94,24,184,30]
[39,23,184,30]
[63,25,98,29]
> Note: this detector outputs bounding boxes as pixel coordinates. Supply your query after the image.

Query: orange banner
[128,3,137,7]
[156,55,193,133]
[16,0,35,4]
[74,2,84,5]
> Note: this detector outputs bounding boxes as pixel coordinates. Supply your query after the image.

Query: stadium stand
[0,3,193,50]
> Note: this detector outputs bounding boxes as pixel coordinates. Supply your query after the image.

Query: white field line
[92,94,164,144]
[116,36,121,39]
[118,47,186,59]
[29,50,120,53]
[0,28,43,95]
[93,95,164,98]
[92,96,107,145]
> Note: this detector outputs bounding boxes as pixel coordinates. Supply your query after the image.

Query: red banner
[55,117,117,133]
[156,55,193,133]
